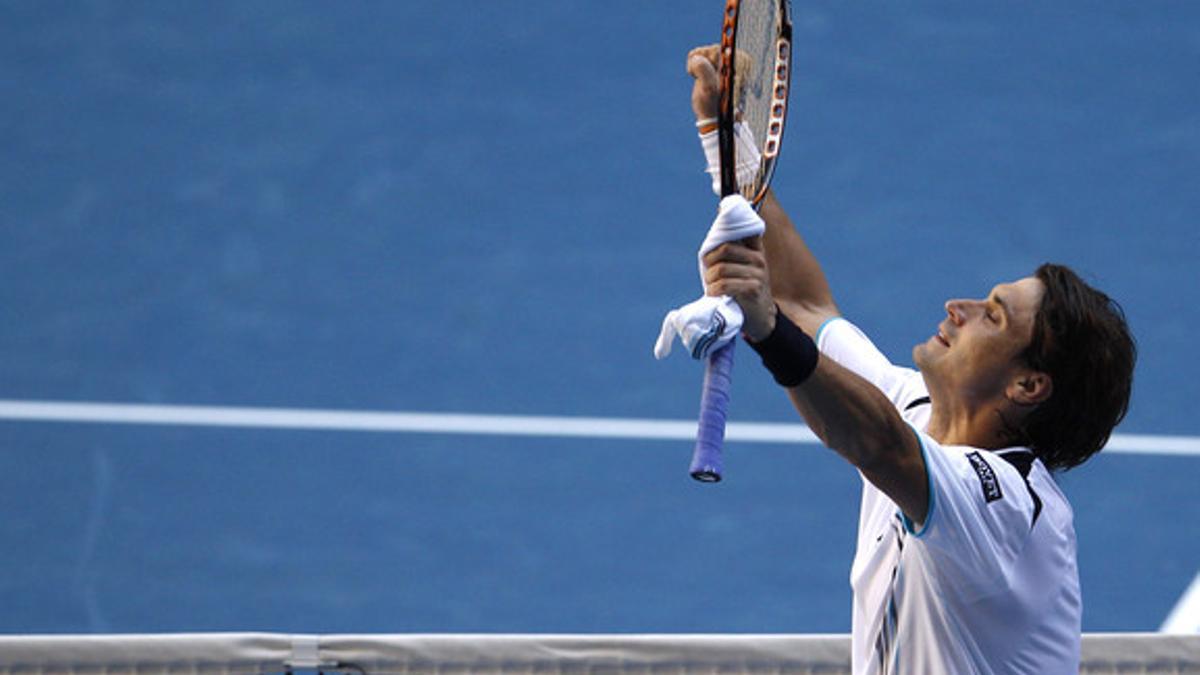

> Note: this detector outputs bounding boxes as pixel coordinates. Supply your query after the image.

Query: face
[913,277,1046,405]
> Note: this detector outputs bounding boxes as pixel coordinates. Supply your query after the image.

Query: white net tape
[0,633,1197,674]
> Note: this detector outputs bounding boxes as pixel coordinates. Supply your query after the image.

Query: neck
[925,395,1024,450]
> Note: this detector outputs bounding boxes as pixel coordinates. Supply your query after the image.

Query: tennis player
[688,49,1136,674]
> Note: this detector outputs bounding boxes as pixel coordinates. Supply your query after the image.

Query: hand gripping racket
[690,0,793,482]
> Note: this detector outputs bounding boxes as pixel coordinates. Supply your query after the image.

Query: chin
[912,344,945,382]
[912,343,928,369]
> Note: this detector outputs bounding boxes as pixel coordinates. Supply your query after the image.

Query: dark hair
[1018,263,1136,471]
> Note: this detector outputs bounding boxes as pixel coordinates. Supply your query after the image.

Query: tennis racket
[690,0,793,482]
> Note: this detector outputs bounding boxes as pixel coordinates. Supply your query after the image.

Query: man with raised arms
[687,46,1136,675]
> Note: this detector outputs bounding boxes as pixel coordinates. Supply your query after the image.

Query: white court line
[0,399,817,443]
[1161,571,1200,634]
[0,399,1198,456]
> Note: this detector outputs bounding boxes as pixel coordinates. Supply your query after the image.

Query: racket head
[717,0,793,205]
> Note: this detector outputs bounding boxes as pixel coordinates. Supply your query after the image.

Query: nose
[944,298,974,325]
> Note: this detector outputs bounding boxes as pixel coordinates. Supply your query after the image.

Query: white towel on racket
[654,194,766,360]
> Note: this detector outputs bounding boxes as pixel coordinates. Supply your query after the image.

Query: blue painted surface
[1,2,1197,633]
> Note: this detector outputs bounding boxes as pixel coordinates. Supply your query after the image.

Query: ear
[1007,371,1053,407]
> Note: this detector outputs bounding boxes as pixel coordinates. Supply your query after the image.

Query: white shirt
[815,318,1081,675]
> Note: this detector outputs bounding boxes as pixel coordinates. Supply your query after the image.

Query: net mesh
[0,633,1196,674]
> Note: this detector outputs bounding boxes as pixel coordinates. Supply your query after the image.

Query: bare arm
[703,238,928,525]
[758,190,839,335]
[786,356,928,524]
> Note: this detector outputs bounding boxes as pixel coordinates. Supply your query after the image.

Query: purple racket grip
[690,339,735,482]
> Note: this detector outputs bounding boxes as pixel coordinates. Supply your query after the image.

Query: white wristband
[700,129,723,196]
[698,122,762,197]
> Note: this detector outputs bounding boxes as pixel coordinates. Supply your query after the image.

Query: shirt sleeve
[814,317,929,413]
[906,433,1038,601]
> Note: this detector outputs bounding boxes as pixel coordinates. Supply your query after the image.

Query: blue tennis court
[1,2,1197,635]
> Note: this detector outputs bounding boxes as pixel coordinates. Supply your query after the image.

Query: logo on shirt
[966,451,1003,503]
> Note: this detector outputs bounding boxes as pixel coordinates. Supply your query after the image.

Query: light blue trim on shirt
[900,424,935,538]
[813,315,844,346]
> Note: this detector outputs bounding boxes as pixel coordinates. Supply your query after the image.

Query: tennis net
[0,632,1197,674]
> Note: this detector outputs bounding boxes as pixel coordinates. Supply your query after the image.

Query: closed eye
[986,292,1010,326]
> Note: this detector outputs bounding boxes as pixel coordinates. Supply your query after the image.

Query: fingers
[686,45,720,73]
[705,276,765,300]
[688,45,721,122]
[687,54,719,85]
[703,241,768,294]
[702,238,764,267]
[704,261,764,293]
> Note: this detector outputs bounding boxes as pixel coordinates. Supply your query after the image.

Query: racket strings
[729,0,786,202]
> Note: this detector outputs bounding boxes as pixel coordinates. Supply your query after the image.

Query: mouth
[935,330,950,348]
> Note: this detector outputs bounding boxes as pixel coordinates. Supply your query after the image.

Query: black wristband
[745,308,819,387]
